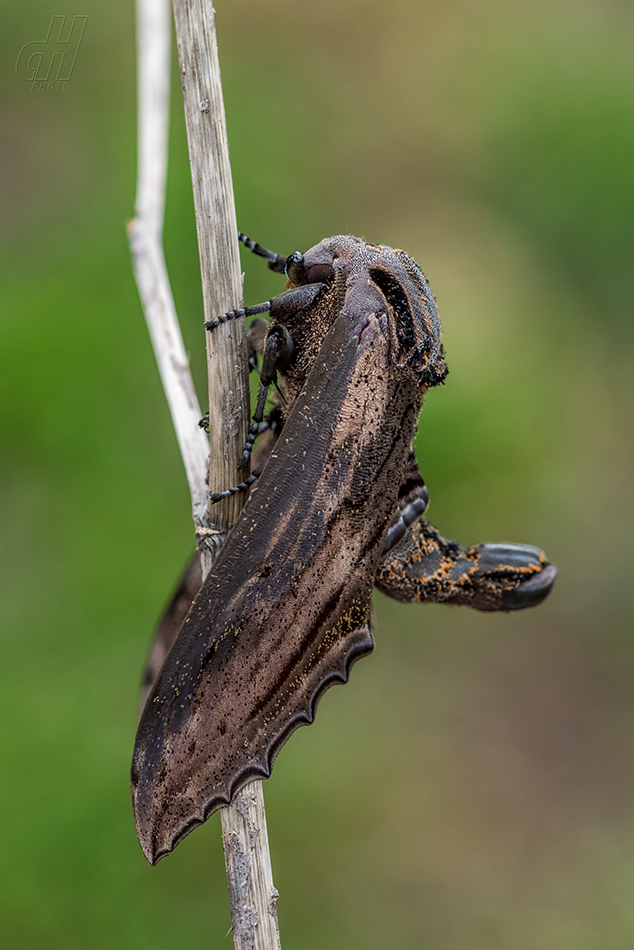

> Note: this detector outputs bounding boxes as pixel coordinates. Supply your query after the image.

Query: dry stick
[129,0,282,948]
[170,2,282,948]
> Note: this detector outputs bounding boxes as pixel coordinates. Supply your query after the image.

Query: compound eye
[304,263,335,284]
[285,252,306,285]
[285,253,335,287]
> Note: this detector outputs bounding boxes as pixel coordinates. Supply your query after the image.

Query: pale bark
[171,0,249,564]
[128,0,209,524]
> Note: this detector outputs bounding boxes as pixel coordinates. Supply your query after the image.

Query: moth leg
[210,463,265,504]
[235,284,326,469]
[236,233,313,286]
[253,404,283,445]
[204,301,271,333]
[238,381,274,470]
[376,518,556,612]
[238,231,287,273]
[383,450,430,553]
[209,282,327,472]
[247,317,270,370]
[237,324,295,470]
[198,320,271,434]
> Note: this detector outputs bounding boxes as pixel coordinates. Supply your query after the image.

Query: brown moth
[131,235,556,865]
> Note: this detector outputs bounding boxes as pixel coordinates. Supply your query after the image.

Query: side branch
[128,0,209,524]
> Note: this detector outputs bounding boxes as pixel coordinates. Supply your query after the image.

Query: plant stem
[130,0,282,946]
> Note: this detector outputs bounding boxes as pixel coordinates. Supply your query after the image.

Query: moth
[131,234,556,865]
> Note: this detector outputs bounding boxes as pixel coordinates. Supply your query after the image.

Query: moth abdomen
[376,519,556,612]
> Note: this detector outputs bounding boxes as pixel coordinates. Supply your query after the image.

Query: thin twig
[129,0,282,947]
[128,0,209,525]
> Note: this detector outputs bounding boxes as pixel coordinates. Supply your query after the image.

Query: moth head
[285,236,448,390]
[284,250,338,288]
[306,237,448,390]
[281,246,347,335]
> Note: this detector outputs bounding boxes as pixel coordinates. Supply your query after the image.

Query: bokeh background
[2,1,634,947]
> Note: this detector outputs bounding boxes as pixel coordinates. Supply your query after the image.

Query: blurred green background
[1,0,634,947]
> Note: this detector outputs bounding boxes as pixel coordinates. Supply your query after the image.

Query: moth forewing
[131,288,433,864]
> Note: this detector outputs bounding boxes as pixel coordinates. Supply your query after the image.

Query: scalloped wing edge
[138,625,374,865]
